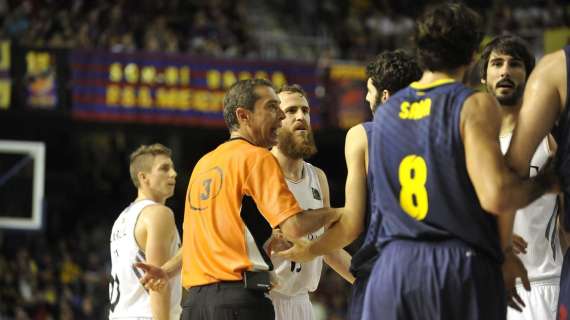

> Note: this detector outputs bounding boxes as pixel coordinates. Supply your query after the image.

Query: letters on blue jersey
[399,98,431,120]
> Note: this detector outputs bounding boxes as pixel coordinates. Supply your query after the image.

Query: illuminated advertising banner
[10,46,67,111]
[327,63,371,129]
[0,41,10,110]
[25,50,58,109]
[71,50,320,127]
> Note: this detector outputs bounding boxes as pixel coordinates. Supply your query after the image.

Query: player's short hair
[479,34,535,81]
[129,143,172,188]
[414,2,482,72]
[223,78,275,131]
[366,49,422,94]
[277,84,307,98]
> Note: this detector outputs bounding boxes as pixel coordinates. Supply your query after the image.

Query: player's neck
[271,147,304,181]
[136,189,166,205]
[417,68,465,85]
[498,100,522,136]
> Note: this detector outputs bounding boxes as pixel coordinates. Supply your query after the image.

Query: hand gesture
[274,237,315,263]
[134,262,168,291]
[267,229,293,255]
[502,248,530,312]
[512,234,528,255]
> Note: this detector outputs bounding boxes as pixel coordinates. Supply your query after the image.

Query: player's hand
[267,229,293,254]
[512,234,528,255]
[274,237,315,263]
[134,262,168,291]
[502,248,530,312]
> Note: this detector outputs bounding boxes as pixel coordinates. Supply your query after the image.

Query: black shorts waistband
[190,280,243,290]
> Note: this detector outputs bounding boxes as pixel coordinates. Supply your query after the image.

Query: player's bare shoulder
[533,49,566,106]
[460,91,501,138]
[345,124,368,151]
[140,204,175,225]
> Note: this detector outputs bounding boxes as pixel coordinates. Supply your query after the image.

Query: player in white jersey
[109,143,181,320]
[481,35,563,319]
[268,84,354,320]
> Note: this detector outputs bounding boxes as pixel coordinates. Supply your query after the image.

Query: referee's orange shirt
[182,138,303,288]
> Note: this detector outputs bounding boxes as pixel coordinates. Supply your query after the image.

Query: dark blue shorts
[347,243,377,320]
[362,239,505,320]
[558,249,570,320]
[348,273,370,320]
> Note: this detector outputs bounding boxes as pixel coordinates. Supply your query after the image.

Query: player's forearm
[163,249,182,279]
[150,286,171,320]
[484,170,552,214]
[324,249,355,284]
[497,210,516,251]
[283,208,342,238]
[500,173,553,213]
[309,212,361,256]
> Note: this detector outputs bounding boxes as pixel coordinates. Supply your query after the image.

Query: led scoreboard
[71,50,320,127]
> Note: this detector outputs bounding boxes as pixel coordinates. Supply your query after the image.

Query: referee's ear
[235,107,251,126]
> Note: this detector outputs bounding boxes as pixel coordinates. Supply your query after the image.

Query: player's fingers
[512,246,522,255]
[508,300,522,312]
[511,290,525,308]
[506,293,523,312]
[139,274,151,285]
[517,261,531,291]
[146,279,163,291]
[274,247,295,259]
[134,262,150,272]
[512,235,528,247]
[273,230,285,239]
[512,236,528,254]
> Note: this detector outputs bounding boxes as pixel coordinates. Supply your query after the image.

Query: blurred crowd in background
[0,0,569,319]
[0,0,568,61]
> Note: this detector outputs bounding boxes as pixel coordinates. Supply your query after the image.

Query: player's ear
[381,90,391,104]
[137,171,147,186]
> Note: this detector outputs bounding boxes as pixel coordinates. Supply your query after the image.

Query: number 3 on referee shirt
[398,155,428,220]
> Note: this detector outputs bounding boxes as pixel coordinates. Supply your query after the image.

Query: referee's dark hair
[223,78,274,131]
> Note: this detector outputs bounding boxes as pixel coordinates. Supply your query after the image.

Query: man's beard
[277,128,317,160]
[490,80,524,107]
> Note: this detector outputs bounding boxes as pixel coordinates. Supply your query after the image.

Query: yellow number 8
[398,155,428,220]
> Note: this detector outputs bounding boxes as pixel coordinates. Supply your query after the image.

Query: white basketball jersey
[270,162,324,297]
[500,134,562,281]
[109,200,182,319]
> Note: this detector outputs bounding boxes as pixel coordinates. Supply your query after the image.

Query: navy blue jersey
[553,46,570,231]
[369,79,503,263]
[349,121,380,278]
